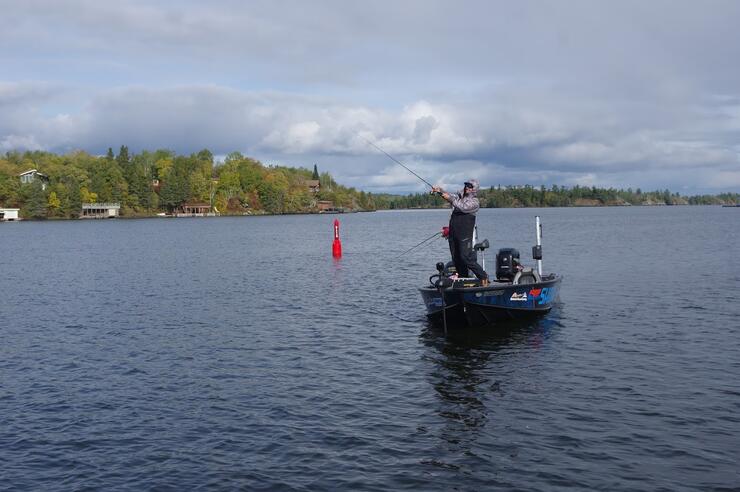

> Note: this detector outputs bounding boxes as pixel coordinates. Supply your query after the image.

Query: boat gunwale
[418,274,562,294]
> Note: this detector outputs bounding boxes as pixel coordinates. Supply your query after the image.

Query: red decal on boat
[529,288,542,297]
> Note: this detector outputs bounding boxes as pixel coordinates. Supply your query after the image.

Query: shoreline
[3,203,736,222]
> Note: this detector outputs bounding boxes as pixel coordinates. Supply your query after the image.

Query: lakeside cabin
[0,208,20,221]
[81,203,120,219]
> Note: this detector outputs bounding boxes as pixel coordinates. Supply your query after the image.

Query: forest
[0,148,737,219]
[380,184,739,209]
[0,147,377,218]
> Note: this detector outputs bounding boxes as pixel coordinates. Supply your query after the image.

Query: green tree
[90,158,127,204]
[126,153,153,212]
[23,181,47,218]
[159,156,194,211]
[196,149,214,165]
[116,145,130,167]
[225,151,243,163]
[159,172,188,211]
[258,171,288,214]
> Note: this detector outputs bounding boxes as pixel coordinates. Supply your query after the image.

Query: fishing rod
[397,230,444,258]
[361,136,435,189]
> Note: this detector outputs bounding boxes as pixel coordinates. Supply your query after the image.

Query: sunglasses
[464,182,473,189]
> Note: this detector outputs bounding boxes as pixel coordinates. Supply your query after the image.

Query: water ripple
[1,209,739,490]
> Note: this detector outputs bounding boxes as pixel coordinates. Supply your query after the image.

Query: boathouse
[0,208,20,221]
[177,202,212,217]
[317,200,343,213]
[81,203,120,218]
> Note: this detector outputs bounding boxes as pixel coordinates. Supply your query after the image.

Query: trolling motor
[430,261,453,289]
[433,261,452,335]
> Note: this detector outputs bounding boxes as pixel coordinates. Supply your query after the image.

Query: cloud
[2,82,739,192]
[1,2,739,193]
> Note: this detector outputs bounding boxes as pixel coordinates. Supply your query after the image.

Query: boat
[419,216,562,329]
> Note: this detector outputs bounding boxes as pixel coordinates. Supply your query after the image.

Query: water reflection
[419,317,557,465]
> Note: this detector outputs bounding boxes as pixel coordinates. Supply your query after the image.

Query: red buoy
[332,219,342,258]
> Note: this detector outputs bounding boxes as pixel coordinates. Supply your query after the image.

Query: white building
[81,203,120,219]
[0,208,20,221]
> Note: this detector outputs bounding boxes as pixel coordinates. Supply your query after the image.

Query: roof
[306,180,320,186]
[19,169,48,178]
[82,203,120,209]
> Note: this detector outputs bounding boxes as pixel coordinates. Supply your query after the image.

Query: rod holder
[535,216,543,277]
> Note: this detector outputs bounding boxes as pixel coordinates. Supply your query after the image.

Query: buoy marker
[332,219,342,258]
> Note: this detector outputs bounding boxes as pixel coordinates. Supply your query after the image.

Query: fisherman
[432,179,489,286]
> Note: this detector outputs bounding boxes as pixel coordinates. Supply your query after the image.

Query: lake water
[1,207,738,491]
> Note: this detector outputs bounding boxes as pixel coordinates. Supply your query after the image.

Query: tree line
[0,148,378,218]
[381,184,739,209]
[0,149,737,219]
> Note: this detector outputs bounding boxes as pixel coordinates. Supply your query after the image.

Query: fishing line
[361,136,435,189]
[397,231,442,258]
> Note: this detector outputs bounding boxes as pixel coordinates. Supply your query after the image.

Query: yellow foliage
[47,191,61,210]
[80,187,98,203]
[155,158,173,178]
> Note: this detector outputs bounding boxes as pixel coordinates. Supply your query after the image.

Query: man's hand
[431,186,449,200]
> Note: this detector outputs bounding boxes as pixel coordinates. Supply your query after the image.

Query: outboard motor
[496,248,520,281]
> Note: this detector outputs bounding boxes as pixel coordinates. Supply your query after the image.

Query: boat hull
[419,275,561,328]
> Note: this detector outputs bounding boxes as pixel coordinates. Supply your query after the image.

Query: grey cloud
[0,83,58,108]
[2,83,739,191]
[1,2,740,192]
[5,1,740,94]
[412,116,439,145]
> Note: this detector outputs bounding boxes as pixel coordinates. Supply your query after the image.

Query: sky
[1,0,739,194]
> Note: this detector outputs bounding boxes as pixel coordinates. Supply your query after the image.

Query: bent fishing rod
[361,137,436,190]
[363,136,448,257]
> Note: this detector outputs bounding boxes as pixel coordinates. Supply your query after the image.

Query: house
[19,169,49,190]
[0,208,20,221]
[306,180,320,193]
[81,203,120,219]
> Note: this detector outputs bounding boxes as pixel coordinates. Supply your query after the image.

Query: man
[432,179,489,286]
